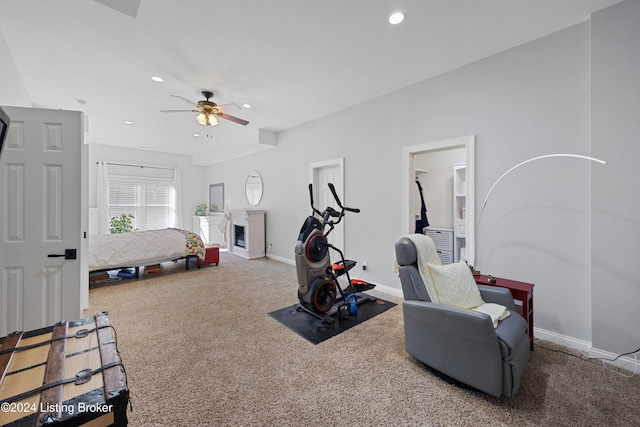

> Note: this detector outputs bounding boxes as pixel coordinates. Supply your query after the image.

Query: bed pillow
[427,261,484,309]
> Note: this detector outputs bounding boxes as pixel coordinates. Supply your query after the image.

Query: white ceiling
[0,0,622,165]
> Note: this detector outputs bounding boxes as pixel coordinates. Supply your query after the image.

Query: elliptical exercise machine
[295,183,376,324]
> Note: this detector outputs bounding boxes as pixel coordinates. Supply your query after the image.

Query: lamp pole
[474,153,607,277]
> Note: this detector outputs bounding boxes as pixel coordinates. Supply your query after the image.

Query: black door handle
[47,249,77,260]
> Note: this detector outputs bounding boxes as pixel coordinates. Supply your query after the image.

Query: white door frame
[402,136,475,265]
[310,157,345,252]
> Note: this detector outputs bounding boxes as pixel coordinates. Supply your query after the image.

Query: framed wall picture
[209,183,224,212]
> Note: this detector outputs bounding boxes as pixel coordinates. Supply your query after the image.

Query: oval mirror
[245,171,263,207]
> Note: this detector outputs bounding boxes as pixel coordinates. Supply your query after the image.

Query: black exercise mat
[268,297,397,345]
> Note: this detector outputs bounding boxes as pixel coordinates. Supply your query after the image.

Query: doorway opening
[402,136,475,265]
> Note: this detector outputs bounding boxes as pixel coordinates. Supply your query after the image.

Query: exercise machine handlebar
[328,183,360,213]
[308,184,323,217]
[307,182,360,235]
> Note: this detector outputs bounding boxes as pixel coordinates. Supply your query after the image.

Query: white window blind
[108,175,174,231]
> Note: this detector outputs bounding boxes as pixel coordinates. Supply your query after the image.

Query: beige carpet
[86,253,640,426]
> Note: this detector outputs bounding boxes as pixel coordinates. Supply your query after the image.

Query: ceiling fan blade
[216,103,240,112]
[170,94,198,106]
[216,112,249,126]
[160,109,198,113]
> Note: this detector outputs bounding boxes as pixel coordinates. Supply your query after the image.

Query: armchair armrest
[478,285,516,311]
[403,300,498,343]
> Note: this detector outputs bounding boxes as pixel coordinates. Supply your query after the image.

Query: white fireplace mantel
[226,209,265,259]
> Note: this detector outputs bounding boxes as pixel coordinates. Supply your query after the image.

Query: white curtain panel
[172,168,183,229]
[96,161,111,234]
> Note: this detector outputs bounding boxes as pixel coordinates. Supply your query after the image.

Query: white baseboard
[368,282,403,299]
[534,327,639,373]
[588,347,639,374]
[533,327,591,352]
[265,254,295,265]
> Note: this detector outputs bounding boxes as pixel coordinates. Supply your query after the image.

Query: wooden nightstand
[475,274,535,350]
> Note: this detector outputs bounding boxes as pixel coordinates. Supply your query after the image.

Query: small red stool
[197,246,220,267]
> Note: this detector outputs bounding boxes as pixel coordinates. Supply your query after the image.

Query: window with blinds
[108,175,174,231]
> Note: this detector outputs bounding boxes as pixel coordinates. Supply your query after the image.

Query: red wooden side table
[474,274,535,350]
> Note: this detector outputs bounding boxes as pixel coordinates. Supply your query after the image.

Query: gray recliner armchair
[395,235,530,398]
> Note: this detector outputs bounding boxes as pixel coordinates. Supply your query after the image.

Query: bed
[89,228,206,278]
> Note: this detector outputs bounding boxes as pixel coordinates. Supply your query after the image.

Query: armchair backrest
[395,235,441,302]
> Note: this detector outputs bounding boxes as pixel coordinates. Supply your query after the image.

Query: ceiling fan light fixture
[195,112,218,127]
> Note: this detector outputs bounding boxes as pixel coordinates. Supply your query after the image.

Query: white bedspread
[89,229,189,271]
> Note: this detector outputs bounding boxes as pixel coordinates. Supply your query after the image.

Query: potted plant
[195,203,208,216]
[109,214,139,234]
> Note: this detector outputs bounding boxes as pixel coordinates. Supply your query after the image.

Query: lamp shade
[195,112,219,127]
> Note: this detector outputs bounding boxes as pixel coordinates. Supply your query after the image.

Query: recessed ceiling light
[242,103,252,109]
[389,12,404,25]
[124,120,133,125]
[151,76,164,83]
[193,133,200,137]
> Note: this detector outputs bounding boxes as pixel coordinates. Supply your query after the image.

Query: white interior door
[311,158,344,254]
[0,106,83,336]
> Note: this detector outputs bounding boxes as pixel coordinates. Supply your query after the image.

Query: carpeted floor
[86,253,640,426]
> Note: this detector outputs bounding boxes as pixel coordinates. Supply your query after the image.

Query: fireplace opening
[234,225,246,248]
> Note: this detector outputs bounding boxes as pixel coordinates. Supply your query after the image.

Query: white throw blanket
[393,233,443,303]
[472,303,511,328]
[394,234,510,327]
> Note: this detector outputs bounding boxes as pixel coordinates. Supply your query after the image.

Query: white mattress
[89,228,190,271]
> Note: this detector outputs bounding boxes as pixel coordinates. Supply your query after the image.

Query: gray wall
[591,0,640,354]
[208,20,596,342]
[0,31,31,107]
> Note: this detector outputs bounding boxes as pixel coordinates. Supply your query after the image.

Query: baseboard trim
[533,327,591,352]
[587,347,639,374]
[265,254,295,265]
[367,282,403,299]
[534,327,639,373]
